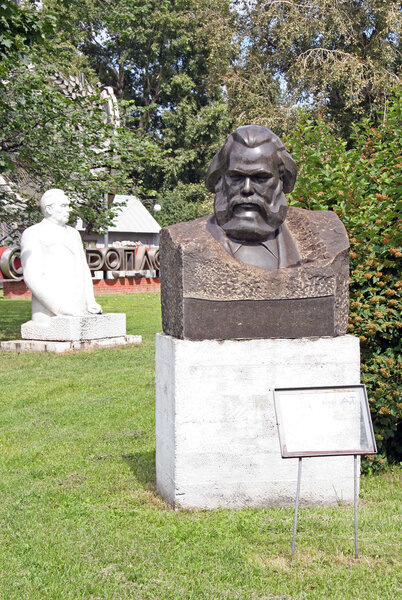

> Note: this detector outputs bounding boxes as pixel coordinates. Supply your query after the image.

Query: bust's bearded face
[214,141,288,242]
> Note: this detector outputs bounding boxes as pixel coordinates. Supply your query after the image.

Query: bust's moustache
[228,195,269,219]
[214,185,288,229]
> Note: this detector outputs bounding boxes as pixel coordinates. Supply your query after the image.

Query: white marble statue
[21,188,102,322]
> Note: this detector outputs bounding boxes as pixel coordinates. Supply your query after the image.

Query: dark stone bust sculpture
[160,125,350,340]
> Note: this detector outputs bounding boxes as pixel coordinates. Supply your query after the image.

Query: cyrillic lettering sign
[0,244,160,280]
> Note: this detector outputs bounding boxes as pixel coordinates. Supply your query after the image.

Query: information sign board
[274,385,377,458]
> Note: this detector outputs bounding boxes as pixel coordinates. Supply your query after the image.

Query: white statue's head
[40,189,71,226]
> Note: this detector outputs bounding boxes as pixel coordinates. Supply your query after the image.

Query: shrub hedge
[286,92,401,470]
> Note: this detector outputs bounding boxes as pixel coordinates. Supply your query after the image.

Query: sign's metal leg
[354,454,359,558]
[291,457,303,564]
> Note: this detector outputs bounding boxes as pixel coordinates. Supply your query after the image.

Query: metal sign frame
[274,384,377,458]
[273,384,377,562]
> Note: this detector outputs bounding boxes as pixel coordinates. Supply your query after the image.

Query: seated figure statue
[21,188,102,322]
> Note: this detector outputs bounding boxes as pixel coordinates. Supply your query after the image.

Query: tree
[0,0,56,240]
[45,1,233,119]
[0,0,54,73]
[43,0,236,224]
[0,3,159,242]
[0,59,148,241]
[231,0,401,137]
[224,46,288,135]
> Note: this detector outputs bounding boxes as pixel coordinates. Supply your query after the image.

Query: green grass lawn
[0,293,400,599]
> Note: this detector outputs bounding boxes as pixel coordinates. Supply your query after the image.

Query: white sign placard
[274,385,377,458]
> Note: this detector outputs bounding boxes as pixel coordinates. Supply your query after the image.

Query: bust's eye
[228,174,243,184]
[253,174,271,183]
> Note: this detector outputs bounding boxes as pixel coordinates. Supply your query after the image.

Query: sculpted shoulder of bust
[21,188,102,322]
[205,125,300,270]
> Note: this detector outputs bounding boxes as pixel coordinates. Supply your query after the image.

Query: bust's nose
[242,177,253,196]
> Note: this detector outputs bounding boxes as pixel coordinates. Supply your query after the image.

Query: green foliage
[5,0,400,231]
[0,60,150,239]
[157,182,213,227]
[157,101,232,189]
[149,100,232,225]
[0,1,162,241]
[286,92,401,468]
[46,0,234,107]
[232,0,401,137]
[0,0,55,69]
[43,0,235,224]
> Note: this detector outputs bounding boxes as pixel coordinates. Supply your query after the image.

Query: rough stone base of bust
[1,335,142,353]
[21,313,126,341]
[155,333,360,509]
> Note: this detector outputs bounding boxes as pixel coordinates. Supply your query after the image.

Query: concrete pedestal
[155,334,361,509]
[1,335,141,353]
[1,313,142,353]
[21,313,126,341]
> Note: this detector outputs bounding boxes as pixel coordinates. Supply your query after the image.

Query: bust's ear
[205,134,234,193]
[279,150,297,194]
[205,150,224,193]
[44,204,53,217]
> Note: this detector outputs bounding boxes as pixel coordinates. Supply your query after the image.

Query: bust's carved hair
[205,125,297,194]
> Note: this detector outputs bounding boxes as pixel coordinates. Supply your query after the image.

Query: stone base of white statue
[21,313,126,341]
[1,334,142,354]
[1,313,142,353]
[155,333,360,509]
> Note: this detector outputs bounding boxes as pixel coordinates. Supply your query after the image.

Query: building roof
[76,195,161,234]
[110,196,161,233]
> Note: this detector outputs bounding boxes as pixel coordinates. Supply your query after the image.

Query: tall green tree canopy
[3,0,400,232]
[232,0,401,136]
[43,0,235,224]
[0,1,159,240]
[0,0,54,69]
[45,0,233,118]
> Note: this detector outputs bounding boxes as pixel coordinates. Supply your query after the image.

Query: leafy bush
[286,92,401,470]
[156,182,213,228]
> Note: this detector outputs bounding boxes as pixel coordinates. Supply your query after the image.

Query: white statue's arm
[21,227,78,316]
[76,231,102,314]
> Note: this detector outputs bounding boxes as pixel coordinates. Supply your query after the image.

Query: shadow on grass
[122,450,156,491]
